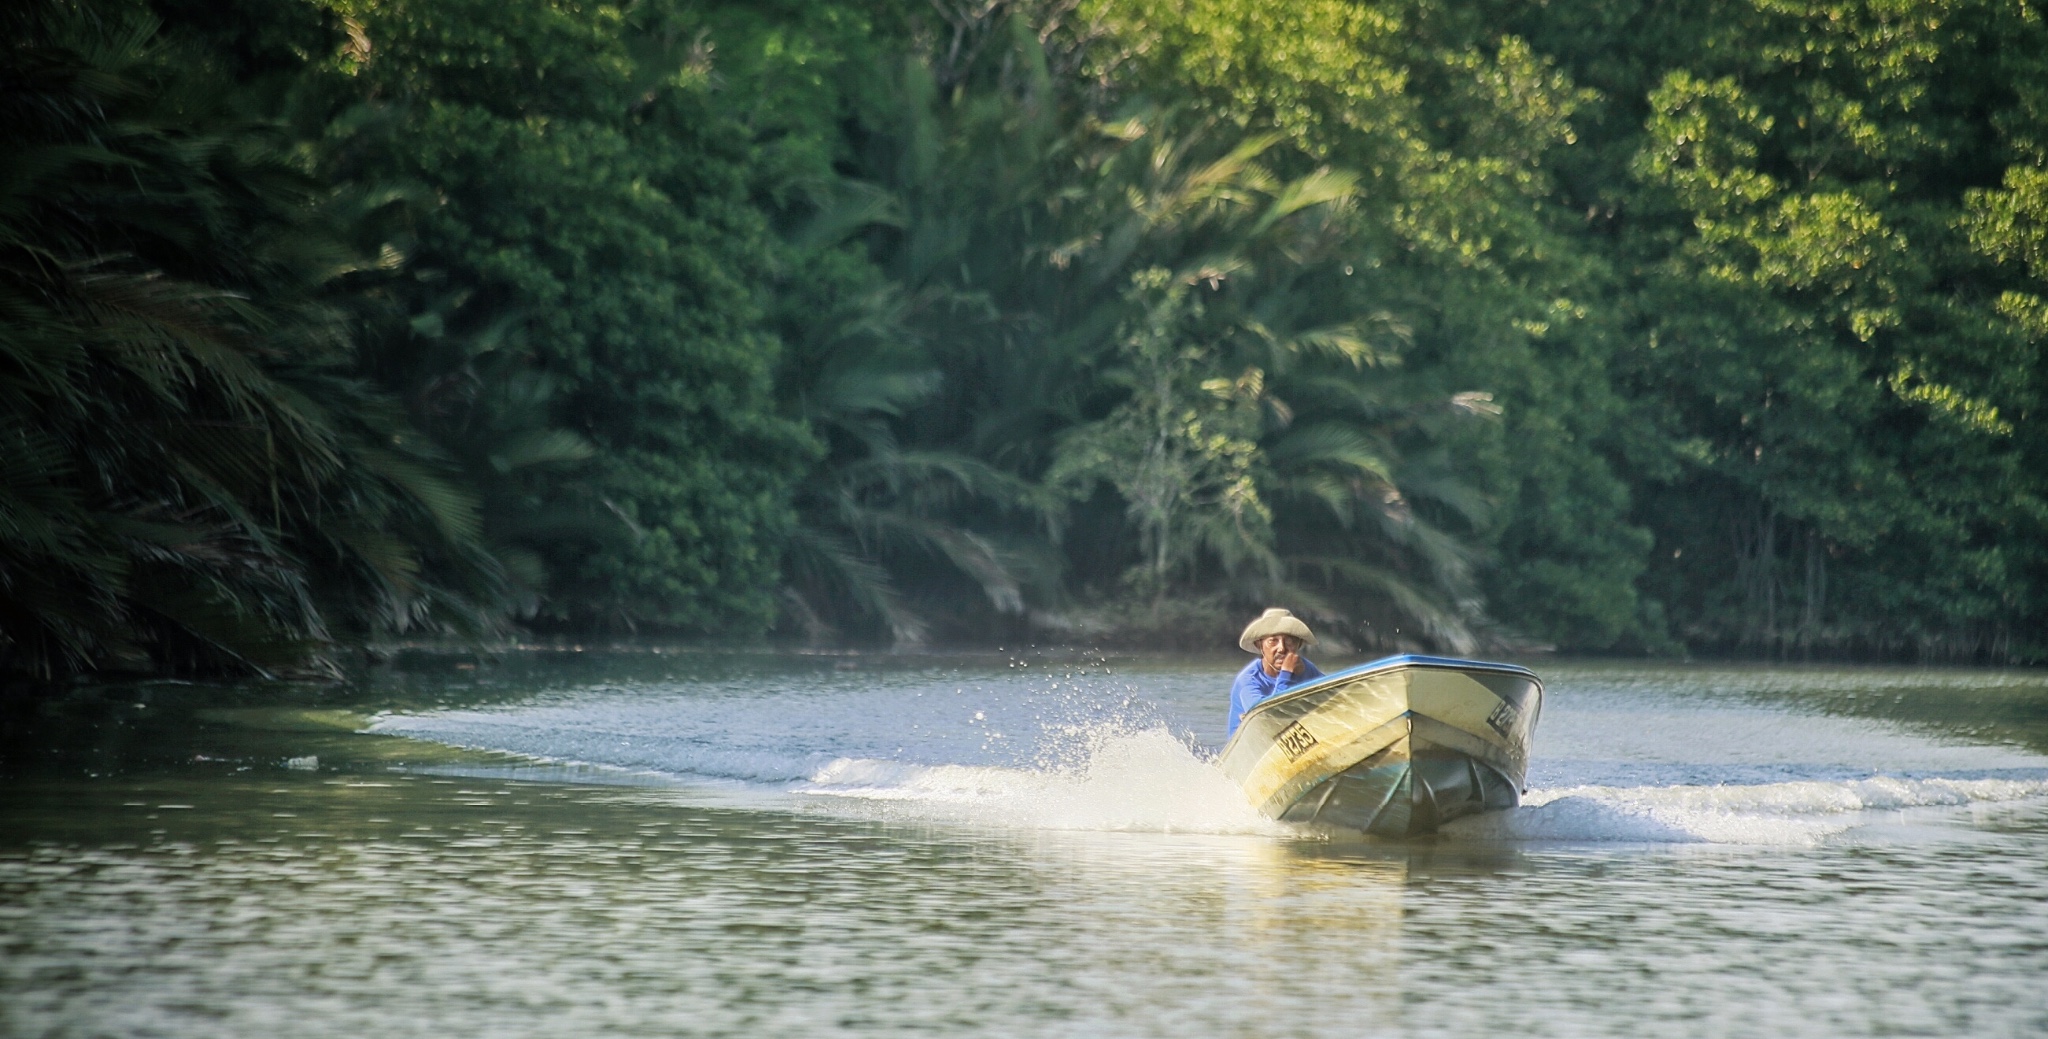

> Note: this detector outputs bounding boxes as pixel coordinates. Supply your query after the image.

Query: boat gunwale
[1222,653,1543,760]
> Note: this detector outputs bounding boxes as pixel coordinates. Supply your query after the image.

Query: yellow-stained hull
[1218,655,1543,837]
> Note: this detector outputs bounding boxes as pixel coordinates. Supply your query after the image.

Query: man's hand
[1259,634,1303,676]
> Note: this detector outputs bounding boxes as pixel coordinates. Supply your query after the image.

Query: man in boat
[1227,608,1324,737]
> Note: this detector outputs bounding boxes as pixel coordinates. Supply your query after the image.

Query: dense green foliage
[0,2,511,680]
[4,0,2043,681]
[314,0,817,633]
[1505,0,2048,658]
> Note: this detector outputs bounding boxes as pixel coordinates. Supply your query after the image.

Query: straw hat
[1238,608,1317,653]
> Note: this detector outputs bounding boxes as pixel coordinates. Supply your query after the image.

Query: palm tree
[0,2,511,681]
[771,171,1050,644]
[819,33,1498,649]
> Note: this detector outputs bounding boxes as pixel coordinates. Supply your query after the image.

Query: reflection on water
[2,655,2047,1037]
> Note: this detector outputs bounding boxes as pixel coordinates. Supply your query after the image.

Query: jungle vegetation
[3,0,2043,681]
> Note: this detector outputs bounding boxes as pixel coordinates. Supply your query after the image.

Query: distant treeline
[3,0,2043,681]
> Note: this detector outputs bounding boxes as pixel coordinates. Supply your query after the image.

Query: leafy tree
[1511,0,2048,658]
[1047,268,1275,605]
[314,0,813,633]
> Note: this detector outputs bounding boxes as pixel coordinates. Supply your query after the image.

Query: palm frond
[783,525,928,644]
[1285,554,1478,653]
[1263,423,1397,483]
[790,179,905,250]
[1250,168,1360,237]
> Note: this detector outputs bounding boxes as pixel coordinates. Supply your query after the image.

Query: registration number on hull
[1276,721,1320,762]
[1486,699,1520,738]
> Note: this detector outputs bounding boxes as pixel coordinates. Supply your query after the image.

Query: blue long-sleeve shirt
[1226,656,1323,737]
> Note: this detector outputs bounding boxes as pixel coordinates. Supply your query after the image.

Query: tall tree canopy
[4,0,2043,683]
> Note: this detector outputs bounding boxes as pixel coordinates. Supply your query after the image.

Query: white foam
[1444,775,2048,845]
[797,727,1287,836]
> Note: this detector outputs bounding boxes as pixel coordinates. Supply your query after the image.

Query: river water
[3,653,2047,1037]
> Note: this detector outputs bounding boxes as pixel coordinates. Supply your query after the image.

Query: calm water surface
[3,653,2047,1037]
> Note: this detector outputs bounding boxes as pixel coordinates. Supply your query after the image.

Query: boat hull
[1218,655,1542,837]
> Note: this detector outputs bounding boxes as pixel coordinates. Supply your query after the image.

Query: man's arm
[1226,665,1253,736]
[1227,661,1272,736]
[1272,655,1321,696]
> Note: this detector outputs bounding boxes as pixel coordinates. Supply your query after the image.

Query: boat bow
[1217,654,1543,836]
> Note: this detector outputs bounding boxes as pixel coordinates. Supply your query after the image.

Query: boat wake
[1446,775,2048,845]
[368,707,1289,835]
[794,727,1287,835]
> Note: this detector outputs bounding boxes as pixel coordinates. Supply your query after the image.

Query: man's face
[1257,633,1302,674]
